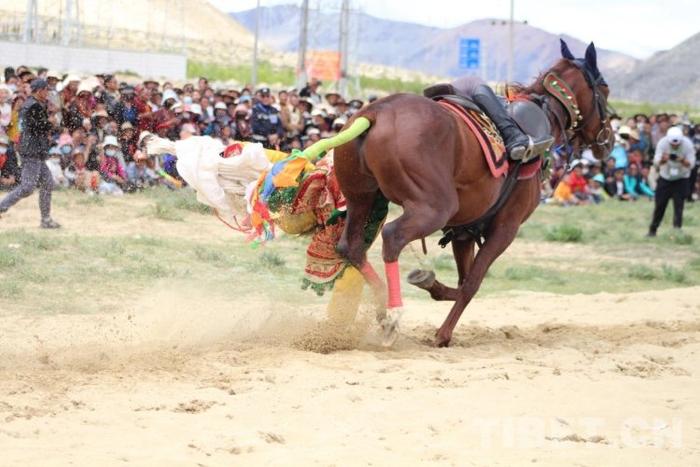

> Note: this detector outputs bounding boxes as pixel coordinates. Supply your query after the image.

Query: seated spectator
[568,160,589,201]
[588,174,608,204]
[46,147,68,188]
[119,121,138,161]
[64,147,100,193]
[99,135,127,195]
[604,168,634,200]
[126,150,158,190]
[0,134,18,189]
[57,132,74,166]
[623,163,654,200]
[551,173,581,206]
[0,84,11,128]
[626,128,646,167]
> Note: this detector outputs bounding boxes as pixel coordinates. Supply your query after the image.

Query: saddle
[422,83,554,248]
[423,83,553,162]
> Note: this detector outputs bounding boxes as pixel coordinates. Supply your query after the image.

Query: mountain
[609,32,700,106]
[232,5,637,84]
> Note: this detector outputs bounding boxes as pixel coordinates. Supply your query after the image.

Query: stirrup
[510,136,554,162]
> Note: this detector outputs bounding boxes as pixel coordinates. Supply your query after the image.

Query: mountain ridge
[231,5,637,84]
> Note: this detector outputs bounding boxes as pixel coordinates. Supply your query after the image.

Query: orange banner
[305,51,341,81]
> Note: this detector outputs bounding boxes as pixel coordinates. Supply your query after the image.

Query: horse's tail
[301,115,373,161]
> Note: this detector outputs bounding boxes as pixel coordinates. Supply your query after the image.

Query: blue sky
[211,0,699,59]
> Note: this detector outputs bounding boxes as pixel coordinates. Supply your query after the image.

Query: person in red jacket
[568,160,590,200]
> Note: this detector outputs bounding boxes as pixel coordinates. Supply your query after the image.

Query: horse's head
[545,39,614,159]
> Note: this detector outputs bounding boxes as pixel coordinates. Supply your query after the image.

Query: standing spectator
[251,87,283,147]
[280,93,304,139]
[0,79,60,228]
[300,78,322,105]
[648,127,697,236]
[6,95,25,145]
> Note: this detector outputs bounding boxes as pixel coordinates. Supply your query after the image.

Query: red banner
[305,51,341,81]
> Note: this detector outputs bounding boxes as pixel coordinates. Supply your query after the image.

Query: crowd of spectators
[0,64,698,209]
[545,114,700,206]
[0,66,371,196]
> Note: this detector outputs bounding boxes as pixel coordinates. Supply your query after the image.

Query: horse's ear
[585,42,598,71]
[560,38,575,60]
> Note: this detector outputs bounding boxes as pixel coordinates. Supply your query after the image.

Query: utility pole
[62,0,73,46]
[23,0,38,43]
[296,0,309,90]
[252,0,261,88]
[338,0,350,95]
[507,0,514,83]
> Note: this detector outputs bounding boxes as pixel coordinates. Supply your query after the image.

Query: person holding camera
[647,126,696,236]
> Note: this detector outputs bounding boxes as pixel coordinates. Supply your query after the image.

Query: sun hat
[666,126,683,145]
[102,135,119,148]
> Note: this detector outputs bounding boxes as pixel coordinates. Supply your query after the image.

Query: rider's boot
[471,84,531,160]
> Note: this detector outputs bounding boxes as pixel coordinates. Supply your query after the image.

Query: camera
[669,152,679,161]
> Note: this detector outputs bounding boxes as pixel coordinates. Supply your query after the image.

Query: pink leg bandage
[384,261,403,308]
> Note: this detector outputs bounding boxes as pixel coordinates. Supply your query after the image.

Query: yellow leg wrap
[326,266,365,325]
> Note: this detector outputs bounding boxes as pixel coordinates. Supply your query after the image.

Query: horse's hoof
[407,269,436,290]
[435,329,452,347]
[380,307,404,347]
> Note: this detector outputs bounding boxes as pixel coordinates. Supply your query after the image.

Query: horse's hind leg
[409,238,476,301]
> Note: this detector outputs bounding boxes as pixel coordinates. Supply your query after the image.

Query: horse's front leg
[435,225,518,347]
[408,238,476,301]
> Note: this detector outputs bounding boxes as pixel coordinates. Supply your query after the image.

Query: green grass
[148,201,185,221]
[188,61,295,87]
[75,195,105,206]
[627,265,657,281]
[143,186,212,215]
[1,190,698,318]
[662,265,687,284]
[358,75,428,95]
[609,100,700,120]
[187,61,431,95]
[545,224,584,243]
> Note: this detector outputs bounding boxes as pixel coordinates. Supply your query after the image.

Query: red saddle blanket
[439,100,542,180]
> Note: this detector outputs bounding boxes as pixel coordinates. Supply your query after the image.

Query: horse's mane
[509,59,573,97]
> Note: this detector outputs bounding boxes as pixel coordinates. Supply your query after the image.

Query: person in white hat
[99,135,127,194]
[648,126,696,236]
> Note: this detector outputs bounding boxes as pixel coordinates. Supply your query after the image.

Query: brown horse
[333,40,614,347]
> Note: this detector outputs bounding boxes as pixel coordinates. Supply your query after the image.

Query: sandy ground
[1,283,699,466]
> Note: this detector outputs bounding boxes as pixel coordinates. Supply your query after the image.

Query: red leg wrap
[384,261,403,308]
